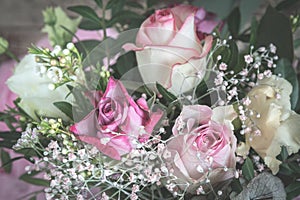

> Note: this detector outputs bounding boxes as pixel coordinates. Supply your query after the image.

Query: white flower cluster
[33,43,84,90]
[15,118,180,199]
[210,43,278,108]
[13,125,40,150]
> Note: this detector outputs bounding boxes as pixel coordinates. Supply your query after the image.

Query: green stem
[102,4,107,39]
[5,49,20,62]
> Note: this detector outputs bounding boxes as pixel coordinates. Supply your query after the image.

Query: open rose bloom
[237,76,300,174]
[124,5,217,95]
[164,105,237,192]
[70,78,163,160]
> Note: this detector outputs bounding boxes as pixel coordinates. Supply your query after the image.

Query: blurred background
[1,0,296,62]
[0,0,95,62]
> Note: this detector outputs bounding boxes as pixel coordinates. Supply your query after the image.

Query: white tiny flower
[244,55,253,64]
[52,45,62,56]
[63,49,70,55]
[47,67,63,83]
[66,43,75,50]
[196,165,204,173]
[36,64,47,75]
[100,137,111,145]
[219,62,227,71]
[48,84,55,91]
[269,43,277,53]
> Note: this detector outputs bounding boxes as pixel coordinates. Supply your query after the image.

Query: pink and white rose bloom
[125,5,213,95]
[70,77,163,160]
[164,105,237,190]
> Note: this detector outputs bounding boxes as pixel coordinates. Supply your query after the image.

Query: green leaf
[233,172,286,200]
[94,0,103,8]
[228,40,239,71]
[256,6,293,62]
[279,162,294,175]
[239,0,261,27]
[0,131,21,141]
[249,17,258,46]
[192,0,235,19]
[279,146,289,161]
[227,7,241,38]
[68,6,100,24]
[0,36,9,54]
[294,38,300,51]
[147,0,158,8]
[79,18,103,30]
[127,1,144,9]
[156,83,177,103]
[20,172,50,187]
[274,58,299,109]
[213,40,239,72]
[231,178,243,194]
[111,51,138,78]
[83,31,137,67]
[242,157,254,181]
[109,10,144,27]
[53,101,74,120]
[286,182,300,200]
[75,40,100,59]
[0,149,12,173]
[276,0,300,11]
[147,94,156,109]
[15,148,39,158]
[106,0,120,9]
[0,141,15,148]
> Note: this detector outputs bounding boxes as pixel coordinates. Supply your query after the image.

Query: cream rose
[7,55,73,121]
[237,75,300,174]
[124,5,213,95]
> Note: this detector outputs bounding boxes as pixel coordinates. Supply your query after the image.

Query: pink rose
[70,77,163,160]
[124,5,213,95]
[164,105,237,191]
[195,7,222,40]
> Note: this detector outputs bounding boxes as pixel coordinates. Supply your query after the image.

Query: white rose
[237,75,300,174]
[7,55,73,121]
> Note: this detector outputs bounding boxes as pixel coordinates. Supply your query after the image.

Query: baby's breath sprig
[209,43,278,107]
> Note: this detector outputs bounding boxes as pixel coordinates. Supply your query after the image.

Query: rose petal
[169,13,201,51]
[181,105,212,124]
[137,10,176,46]
[70,110,98,137]
[145,108,163,134]
[171,5,197,28]
[212,105,237,130]
[136,45,200,89]
[264,112,300,174]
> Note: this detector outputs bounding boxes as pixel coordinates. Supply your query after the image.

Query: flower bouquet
[1,0,300,199]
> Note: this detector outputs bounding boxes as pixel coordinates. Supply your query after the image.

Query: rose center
[195,128,221,152]
[158,10,171,17]
[103,103,113,115]
[98,98,117,125]
[151,9,172,23]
